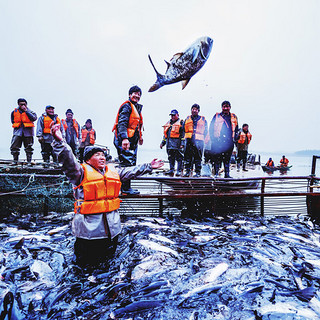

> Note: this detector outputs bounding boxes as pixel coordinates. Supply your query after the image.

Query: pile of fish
[1,211,320,319]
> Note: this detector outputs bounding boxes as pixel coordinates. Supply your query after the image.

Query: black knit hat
[66,108,73,115]
[129,85,142,96]
[191,103,200,110]
[83,146,104,161]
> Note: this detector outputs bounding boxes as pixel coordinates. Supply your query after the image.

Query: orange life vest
[81,128,96,144]
[12,108,35,128]
[213,113,238,138]
[61,119,79,138]
[112,101,143,138]
[163,119,182,139]
[237,131,252,144]
[184,116,206,140]
[280,158,289,166]
[74,163,121,214]
[266,160,274,167]
[43,114,61,134]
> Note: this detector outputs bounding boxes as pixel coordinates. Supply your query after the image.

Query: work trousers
[10,135,34,158]
[212,148,233,176]
[167,149,183,173]
[184,140,204,174]
[74,236,118,268]
[237,150,248,168]
[40,142,58,162]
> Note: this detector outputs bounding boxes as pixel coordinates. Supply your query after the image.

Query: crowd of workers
[10,86,255,269]
[10,98,96,167]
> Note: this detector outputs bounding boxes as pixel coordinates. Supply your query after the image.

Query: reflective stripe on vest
[112,101,143,138]
[184,116,206,140]
[12,109,34,128]
[74,163,121,214]
[43,114,61,134]
[213,113,238,138]
[163,119,182,138]
[61,119,79,138]
[238,131,252,144]
[81,128,95,144]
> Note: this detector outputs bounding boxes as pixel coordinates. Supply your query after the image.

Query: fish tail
[148,54,164,92]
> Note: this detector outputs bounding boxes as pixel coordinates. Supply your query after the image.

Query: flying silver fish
[148,36,213,92]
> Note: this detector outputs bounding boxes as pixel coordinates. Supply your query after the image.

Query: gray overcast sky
[1,0,319,159]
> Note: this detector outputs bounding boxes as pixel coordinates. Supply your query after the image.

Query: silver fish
[148,36,213,92]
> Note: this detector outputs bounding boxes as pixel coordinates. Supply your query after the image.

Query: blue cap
[46,105,54,109]
[169,109,179,115]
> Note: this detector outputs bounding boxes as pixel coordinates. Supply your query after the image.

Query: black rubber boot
[121,180,140,195]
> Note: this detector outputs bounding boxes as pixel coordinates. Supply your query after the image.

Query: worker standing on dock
[79,119,96,163]
[36,105,64,168]
[160,109,185,177]
[183,104,208,177]
[235,123,252,171]
[51,123,163,270]
[10,98,37,165]
[112,85,144,195]
[61,109,81,157]
[209,100,239,178]
[280,155,289,167]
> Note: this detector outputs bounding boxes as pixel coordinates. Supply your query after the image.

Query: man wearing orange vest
[112,85,144,195]
[61,109,81,157]
[280,155,289,167]
[235,123,252,171]
[10,98,37,165]
[51,122,163,269]
[183,104,208,177]
[209,100,239,178]
[36,105,64,168]
[79,119,96,163]
[160,109,185,176]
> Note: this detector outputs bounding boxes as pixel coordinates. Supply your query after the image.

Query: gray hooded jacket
[52,140,153,240]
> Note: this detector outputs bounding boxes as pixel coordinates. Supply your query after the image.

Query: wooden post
[260,178,266,216]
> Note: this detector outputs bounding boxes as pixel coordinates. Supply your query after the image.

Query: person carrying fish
[51,122,163,269]
[10,98,37,165]
[36,105,65,168]
[112,85,144,195]
[61,108,81,157]
[160,109,185,177]
[183,104,208,177]
[235,123,252,171]
[79,119,96,163]
[209,100,239,178]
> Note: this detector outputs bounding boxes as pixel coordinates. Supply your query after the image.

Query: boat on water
[262,165,292,172]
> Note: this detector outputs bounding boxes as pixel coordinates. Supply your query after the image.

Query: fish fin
[164,60,171,71]
[172,52,183,60]
[148,54,164,92]
[148,54,162,76]
[181,79,190,90]
[148,82,161,92]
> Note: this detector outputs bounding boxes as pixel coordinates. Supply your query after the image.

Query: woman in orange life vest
[10,98,37,165]
[112,85,144,195]
[79,119,96,163]
[280,155,289,167]
[36,105,65,168]
[160,109,185,177]
[209,100,239,178]
[235,123,252,171]
[51,123,163,269]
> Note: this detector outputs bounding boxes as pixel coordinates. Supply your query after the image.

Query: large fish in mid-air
[148,36,213,92]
